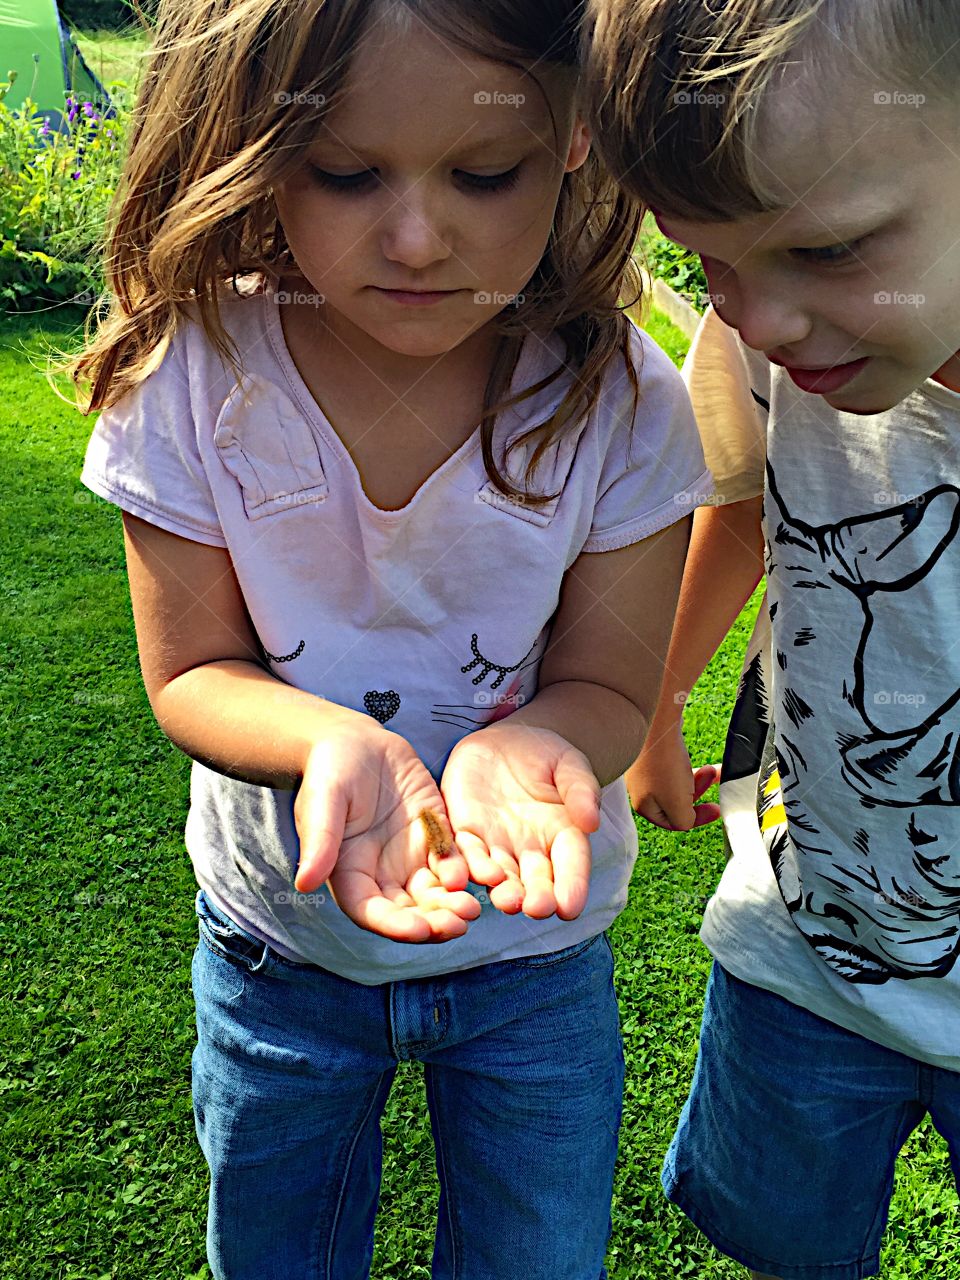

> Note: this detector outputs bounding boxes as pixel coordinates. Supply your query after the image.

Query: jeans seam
[321,1070,392,1280]
[425,1063,460,1280]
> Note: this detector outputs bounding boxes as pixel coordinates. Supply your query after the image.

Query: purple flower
[82,102,95,117]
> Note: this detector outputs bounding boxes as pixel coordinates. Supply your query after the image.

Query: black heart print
[364,690,401,724]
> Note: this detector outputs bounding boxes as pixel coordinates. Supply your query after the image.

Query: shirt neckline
[260,274,492,520]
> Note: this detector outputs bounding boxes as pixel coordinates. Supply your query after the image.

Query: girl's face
[273,16,590,361]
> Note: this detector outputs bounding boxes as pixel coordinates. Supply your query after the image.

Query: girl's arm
[493,515,694,784]
[122,512,366,789]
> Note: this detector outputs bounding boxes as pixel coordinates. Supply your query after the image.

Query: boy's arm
[626,496,764,829]
[626,306,770,829]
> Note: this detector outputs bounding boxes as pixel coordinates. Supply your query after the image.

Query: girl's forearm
[500,678,648,787]
[153,659,375,790]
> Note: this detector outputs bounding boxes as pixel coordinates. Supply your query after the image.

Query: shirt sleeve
[79,329,227,547]
[580,324,715,554]
[681,306,769,505]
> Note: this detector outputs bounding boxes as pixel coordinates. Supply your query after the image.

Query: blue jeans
[662,961,960,1280]
[190,889,625,1280]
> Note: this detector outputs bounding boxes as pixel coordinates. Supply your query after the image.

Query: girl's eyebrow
[310,127,541,163]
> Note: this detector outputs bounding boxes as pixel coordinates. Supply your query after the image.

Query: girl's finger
[405,865,481,921]
[548,825,592,920]
[452,829,507,888]
[294,784,348,893]
[516,846,556,919]
[553,752,602,833]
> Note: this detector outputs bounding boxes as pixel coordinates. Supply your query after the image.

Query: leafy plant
[638,223,710,313]
[0,71,131,311]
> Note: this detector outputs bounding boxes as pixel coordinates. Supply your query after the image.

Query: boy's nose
[729,288,813,354]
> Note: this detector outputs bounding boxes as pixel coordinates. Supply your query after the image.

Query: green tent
[0,0,113,132]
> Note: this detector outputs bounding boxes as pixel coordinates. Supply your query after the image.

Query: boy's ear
[564,117,592,173]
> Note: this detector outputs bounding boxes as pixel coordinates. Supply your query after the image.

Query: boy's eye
[306,164,523,194]
[791,236,869,265]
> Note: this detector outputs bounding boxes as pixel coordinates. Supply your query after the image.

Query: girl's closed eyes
[307,162,524,195]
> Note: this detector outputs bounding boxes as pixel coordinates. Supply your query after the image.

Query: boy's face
[655,81,960,414]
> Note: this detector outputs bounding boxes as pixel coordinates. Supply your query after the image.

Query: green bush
[59,0,156,32]
[638,222,710,313]
[0,72,131,311]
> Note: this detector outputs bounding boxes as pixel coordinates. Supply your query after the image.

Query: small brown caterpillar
[419,809,451,857]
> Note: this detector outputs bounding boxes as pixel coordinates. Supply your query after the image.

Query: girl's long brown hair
[54,0,645,507]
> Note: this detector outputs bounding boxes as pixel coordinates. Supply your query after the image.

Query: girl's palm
[442,725,601,920]
[294,733,480,943]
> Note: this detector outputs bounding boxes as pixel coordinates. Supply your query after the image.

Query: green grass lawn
[3,304,958,1280]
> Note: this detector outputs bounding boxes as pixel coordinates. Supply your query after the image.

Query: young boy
[585,2,960,1277]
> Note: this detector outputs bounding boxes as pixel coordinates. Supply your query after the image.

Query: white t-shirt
[687,306,960,1071]
[79,274,712,984]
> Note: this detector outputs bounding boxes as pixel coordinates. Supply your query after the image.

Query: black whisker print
[264,639,305,663]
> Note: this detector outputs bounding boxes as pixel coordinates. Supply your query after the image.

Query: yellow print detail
[759,768,787,833]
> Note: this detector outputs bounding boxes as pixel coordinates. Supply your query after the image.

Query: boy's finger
[690,801,723,827]
[692,764,721,801]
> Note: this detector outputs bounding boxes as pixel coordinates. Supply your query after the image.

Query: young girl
[69,0,711,1274]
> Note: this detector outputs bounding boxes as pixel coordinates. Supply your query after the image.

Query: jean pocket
[195,889,271,972]
[511,931,605,968]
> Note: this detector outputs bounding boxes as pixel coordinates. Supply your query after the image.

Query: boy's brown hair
[585,0,960,220]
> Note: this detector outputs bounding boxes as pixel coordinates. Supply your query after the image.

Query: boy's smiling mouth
[768,354,872,396]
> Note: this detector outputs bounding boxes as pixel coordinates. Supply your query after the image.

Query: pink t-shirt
[80,275,712,983]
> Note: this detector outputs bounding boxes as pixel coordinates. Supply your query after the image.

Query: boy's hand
[626,722,721,830]
[440,723,602,921]
[292,726,481,944]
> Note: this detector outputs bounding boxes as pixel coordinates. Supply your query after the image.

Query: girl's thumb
[294,785,348,894]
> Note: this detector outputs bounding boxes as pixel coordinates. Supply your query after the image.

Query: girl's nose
[380,188,452,270]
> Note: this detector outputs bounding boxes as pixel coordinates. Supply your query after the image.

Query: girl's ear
[564,117,592,173]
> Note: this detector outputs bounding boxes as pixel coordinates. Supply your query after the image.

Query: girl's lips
[773,356,872,395]
[373,288,460,307]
